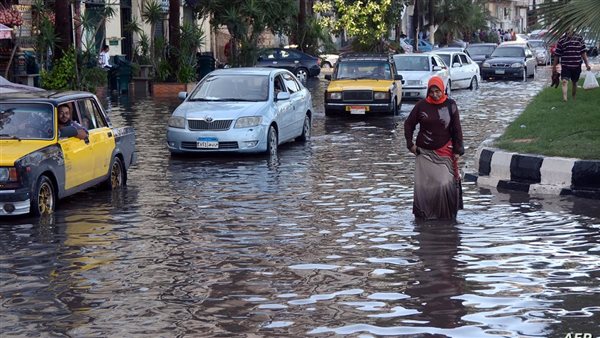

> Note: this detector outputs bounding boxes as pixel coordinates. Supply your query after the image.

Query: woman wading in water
[404,76,464,220]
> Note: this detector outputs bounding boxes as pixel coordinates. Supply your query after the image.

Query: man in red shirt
[552,29,592,102]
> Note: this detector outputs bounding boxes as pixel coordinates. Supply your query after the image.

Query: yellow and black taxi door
[76,99,116,180]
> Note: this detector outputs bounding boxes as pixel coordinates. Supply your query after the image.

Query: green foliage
[142,0,165,77]
[176,22,205,83]
[315,0,393,50]
[292,17,333,56]
[434,0,489,45]
[41,48,77,90]
[35,12,57,72]
[537,0,600,42]
[188,0,297,67]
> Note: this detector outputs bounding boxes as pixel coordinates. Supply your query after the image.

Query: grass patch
[495,77,600,160]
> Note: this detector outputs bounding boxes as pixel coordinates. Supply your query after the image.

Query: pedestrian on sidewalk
[404,76,464,221]
[552,29,592,102]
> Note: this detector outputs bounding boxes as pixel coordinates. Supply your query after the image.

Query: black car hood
[470,55,488,62]
[485,56,525,64]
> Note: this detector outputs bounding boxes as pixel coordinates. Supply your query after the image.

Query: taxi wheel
[266,125,278,156]
[297,115,311,142]
[105,157,125,190]
[31,175,55,216]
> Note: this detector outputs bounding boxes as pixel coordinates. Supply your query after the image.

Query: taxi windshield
[0,103,55,140]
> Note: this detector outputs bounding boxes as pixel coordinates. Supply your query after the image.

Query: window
[452,55,461,66]
[274,75,287,96]
[459,54,470,64]
[282,73,301,93]
[77,99,108,130]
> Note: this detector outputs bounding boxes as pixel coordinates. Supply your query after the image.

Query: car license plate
[347,106,367,115]
[197,137,219,149]
[495,69,505,75]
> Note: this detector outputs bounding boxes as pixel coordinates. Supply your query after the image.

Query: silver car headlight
[374,92,390,100]
[168,116,186,129]
[235,116,262,128]
[511,62,524,68]
[327,92,342,100]
[482,62,491,67]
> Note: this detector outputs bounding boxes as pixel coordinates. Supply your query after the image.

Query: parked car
[256,48,321,79]
[431,50,481,90]
[527,39,551,65]
[448,39,468,48]
[435,46,468,54]
[320,53,339,69]
[167,68,313,155]
[402,38,434,52]
[481,45,537,81]
[0,91,136,216]
[392,53,450,99]
[323,53,403,116]
[466,43,498,67]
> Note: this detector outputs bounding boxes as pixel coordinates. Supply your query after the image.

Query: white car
[392,53,450,99]
[320,53,339,69]
[167,68,313,156]
[431,51,481,90]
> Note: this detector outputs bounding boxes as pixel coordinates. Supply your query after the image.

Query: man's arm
[582,52,591,71]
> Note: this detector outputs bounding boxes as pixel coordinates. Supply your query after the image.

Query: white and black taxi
[0,91,136,216]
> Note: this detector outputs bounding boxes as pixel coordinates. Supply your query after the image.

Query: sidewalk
[467,136,600,199]
[467,63,600,200]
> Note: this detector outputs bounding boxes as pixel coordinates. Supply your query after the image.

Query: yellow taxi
[0,91,136,216]
[324,54,404,116]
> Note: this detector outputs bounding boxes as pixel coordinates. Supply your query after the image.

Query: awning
[0,23,13,39]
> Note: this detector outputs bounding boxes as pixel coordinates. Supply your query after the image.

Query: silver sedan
[166,68,313,155]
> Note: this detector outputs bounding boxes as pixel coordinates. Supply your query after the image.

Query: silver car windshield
[0,103,54,140]
[393,56,430,71]
[189,75,269,102]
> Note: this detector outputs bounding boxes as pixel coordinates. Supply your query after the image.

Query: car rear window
[393,55,430,71]
[0,103,55,140]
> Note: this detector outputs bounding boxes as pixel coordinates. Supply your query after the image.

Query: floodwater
[1,65,599,337]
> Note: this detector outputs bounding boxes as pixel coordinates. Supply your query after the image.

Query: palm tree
[537,0,600,40]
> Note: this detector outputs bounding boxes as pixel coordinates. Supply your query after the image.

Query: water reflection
[2,64,599,337]
[406,221,466,329]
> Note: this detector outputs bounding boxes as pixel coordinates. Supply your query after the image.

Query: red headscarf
[425,75,448,105]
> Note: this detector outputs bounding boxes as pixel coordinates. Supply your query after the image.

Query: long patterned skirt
[413,142,463,220]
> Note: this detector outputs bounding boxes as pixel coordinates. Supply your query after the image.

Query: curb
[467,137,600,199]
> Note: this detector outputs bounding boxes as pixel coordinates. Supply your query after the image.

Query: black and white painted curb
[467,137,600,199]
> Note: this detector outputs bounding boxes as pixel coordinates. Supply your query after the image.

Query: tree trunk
[412,0,419,52]
[55,0,72,59]
[169,0,180,77]
[295,0,306,48]
[428,0,434,44]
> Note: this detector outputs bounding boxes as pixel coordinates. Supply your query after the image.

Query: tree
[536,0,600,41]
[189,0,297,67]
[314,0,401,52]
[54,0,71,60]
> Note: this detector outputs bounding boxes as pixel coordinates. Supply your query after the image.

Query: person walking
[98,45,112,69]
[552,29,592,102]
[404,76,464,221]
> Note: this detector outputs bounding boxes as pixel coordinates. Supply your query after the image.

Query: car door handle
[107,131,113,138]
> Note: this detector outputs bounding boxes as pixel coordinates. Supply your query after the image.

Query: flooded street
[1,65,599,337]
